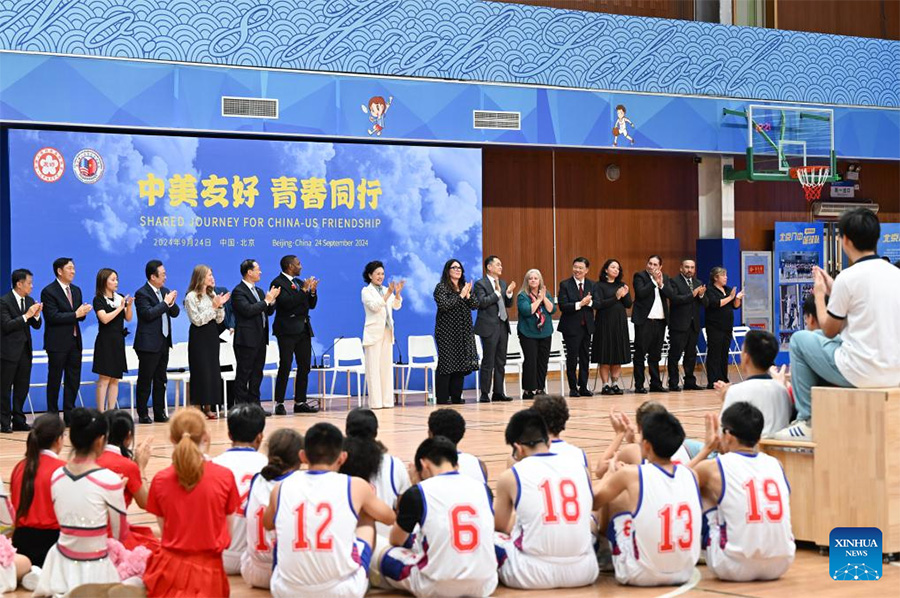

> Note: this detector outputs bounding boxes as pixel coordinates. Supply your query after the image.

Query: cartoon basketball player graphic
[362,95,393,136]
[613,104,635,146]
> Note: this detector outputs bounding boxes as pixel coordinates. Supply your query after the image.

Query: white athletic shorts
[380,545,498,598]
[271,538,371,598]
[705,515,794,581]
[609,513,695,586]
[240,557,272,589]
[495,534,598,589]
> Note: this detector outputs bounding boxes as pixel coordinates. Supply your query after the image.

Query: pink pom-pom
[106,538,151,579]
[0,535,16,569]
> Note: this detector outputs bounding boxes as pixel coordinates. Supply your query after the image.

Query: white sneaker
[774,419,813,442]
[21,566,40,591]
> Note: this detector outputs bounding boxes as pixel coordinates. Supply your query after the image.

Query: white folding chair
[505,322,525,398]
[547,331,567,395]
[474,334,483,396]
[625,320,637,389]
[729,326,751,380]
[400,335,437,406]
[330,338,366,410]
[120,346,140,416]
[261,340,285,404]
[166,342,191,413]
[219,342,237,412]
[26,349,87,412]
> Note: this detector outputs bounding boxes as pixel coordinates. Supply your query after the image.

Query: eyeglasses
[449,266,462,271]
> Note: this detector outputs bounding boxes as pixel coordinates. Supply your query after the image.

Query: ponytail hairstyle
[169,408,207,490]
[68,407,109,457]
[16,414,65,522]
[345,408,387,454]
[104,409,135,459]
[260,429,303,481]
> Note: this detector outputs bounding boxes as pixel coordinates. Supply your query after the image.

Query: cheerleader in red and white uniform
[33,408,128,597]
[10,414,65,570]
[142,408,239,598]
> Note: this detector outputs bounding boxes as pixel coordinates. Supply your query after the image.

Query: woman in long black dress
[184,264,229,419]
[703,266,744,387]
[92,268,133,412]
[592,259,632,395]
[433,259,479,405]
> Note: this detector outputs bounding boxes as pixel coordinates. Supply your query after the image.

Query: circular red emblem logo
[33,147,65,183]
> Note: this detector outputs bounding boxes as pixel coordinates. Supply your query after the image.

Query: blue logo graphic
[830,527,882,581]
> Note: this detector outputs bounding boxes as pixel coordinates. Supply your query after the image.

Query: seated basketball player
[375,436,498,598]
[693,402,795,581]
[494,409,598,589]
[211,404,268,574]
[593,411,701,586]
[531,395,591,471]
[263,423,395,598]
[602,401,692,472]
[427,409,488,483]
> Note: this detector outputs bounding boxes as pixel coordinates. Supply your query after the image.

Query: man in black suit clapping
[270,255,319,415]
[473,255,516,403]
[1,269,42,432]
[631,255,674,393]
[666,259,706,391]
[133,260,180,424]
[232,259,279,410]
[557,257,595,397]
[40,257,92,423]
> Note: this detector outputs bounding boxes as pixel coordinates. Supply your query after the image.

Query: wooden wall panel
[491,0,693,20]
[734,159,900,251]
[776,0,899,40]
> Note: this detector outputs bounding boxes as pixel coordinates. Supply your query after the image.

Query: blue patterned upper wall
[0,0,898,108]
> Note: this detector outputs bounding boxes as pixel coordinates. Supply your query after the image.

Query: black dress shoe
[634,387,648,394]
[274,404,287,416]
[492,394,514,402]
[669,385,683,392]
[0,426,12,434]
[578,389,593,397]
[569,390,580,398]
[522,391,535,400]
[436,399,452,405]
[138,416,154,424]
[263,410,273,417]
[611,384,624,395]
[451,398,465,405]
[600,385,613,395]
[154,415,169,424]
[294,402,319,414]
[683,383,704,391]
[649,385,669,393]
[12,422,31,432]
[479,394,492,403]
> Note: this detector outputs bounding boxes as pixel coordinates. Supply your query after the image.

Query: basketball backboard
[723,104,839,183]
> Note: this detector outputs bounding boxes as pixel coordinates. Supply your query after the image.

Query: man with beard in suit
[666,259,706,391]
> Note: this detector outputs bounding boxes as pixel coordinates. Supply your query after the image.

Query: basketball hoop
[791,166,831,202]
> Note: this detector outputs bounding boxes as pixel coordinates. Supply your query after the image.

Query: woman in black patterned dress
[433,259,479,405]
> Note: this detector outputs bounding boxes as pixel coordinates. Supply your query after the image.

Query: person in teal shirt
[516,269,557,400]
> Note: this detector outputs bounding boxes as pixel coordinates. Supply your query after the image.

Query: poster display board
[774,222,824,352]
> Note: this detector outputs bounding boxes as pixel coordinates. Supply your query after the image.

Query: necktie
[256,287,266,328]
[687,277,693,291]
[293,277,303,290]
[65,285,77,336]
[20,297,25,315]
[578,281,584,298]
[494,280,508,322]
[157,288,169,338]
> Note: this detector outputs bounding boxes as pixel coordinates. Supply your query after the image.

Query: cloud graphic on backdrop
[328,145,482,314]
[280,141,336,178]
[79,134,201,252]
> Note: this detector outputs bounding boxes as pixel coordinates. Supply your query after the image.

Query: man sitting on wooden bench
[775,208,900,442]
[694,402,796,581]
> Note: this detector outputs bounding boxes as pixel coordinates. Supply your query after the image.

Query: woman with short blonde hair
[516,268,556,400]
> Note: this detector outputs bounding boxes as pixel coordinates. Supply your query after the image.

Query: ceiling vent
[222,96,279,119]
[473,110,521,130]
[812,201,879,219]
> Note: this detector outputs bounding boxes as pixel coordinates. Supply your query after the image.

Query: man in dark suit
[270,255,319,415]
[666,259,707,391]
[1,269,42,432]
[473,255,516,403]
[631,255,674,393]
[232,259,279,409]
[133,260,180,424]
[40,257,92,424]
[557,257,595,397]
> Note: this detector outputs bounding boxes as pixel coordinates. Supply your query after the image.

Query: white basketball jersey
[457,452,486,483]
[373,453,411,538]
[243,473,280,571]
[510,453,594,558]
[213,448,268,556]
[671,443,691,465]
[549,439,589,469]
[711,452,794,559]
[416,471,496,582]
[629,463,701,574]
[273,471,362,587]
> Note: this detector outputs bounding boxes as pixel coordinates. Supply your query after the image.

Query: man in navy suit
[1,269,42,432]
[40,257,92,424]
[133,260,180,424]
[557,257,595,397]
[631,255,674,393]
[473,255,516,403]
[231,259,279,409]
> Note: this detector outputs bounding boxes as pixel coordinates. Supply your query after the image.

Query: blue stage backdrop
[7,129,482,409]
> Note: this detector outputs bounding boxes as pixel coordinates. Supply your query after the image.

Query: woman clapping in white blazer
[361,261,404,409]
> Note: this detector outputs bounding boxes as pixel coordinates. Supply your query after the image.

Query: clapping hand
[736,289,745,300]
[704,412,721,452]
[75,303,92,318]
[460,281,473,299]
[265,286,281,303]
[713,380,730,400]
[395,280,405,296]
[616,285,628,299]
[729,286,737,298]
[164,290,177,306]
[769,364,788,388]
[304,277,319,293]
[813,267,828,298]
[507,280,517,294]
[135,437,153,472]
[124,295,134,307]
[579,292,592,307]
[386,281,396,300]
[813,266,834,294]
[25,302,41,319]
[213,291,231,308]
[692,284,706,297]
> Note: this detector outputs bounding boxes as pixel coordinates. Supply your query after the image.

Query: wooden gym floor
[1,376,896,597]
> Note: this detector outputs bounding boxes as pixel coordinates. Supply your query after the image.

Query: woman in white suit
[361,261,404,409]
